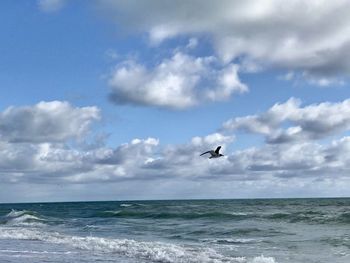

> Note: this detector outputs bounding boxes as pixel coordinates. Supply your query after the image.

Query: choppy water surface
[0,198,349,263]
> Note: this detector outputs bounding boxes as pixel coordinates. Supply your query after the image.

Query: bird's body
[200,146,224,159]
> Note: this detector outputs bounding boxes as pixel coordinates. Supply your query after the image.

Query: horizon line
[1,196,349,205]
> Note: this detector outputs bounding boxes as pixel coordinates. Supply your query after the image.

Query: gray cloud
[223,98,350,143]
[2,100,350,201]
[3,134,350,201]
[1,99,350,185]
[98,0,350,83]
[0,101,100,143]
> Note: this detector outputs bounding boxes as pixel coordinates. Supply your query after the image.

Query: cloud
[108,51,247,109]
[186,38,198,50]
[0,101,100,185]
[2,99,350,184]
[223,98,350,143]
[0,122,235,185]
[2,130,350,199]
[37,0,66,13]
[98,0,350,82]
[2,99,350,200]
[56,132,350,186]
[59,133,234,183]
[0,101,100,143]
[0,142,94,184]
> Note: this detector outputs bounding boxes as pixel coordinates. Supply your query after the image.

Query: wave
[203,238,262,245]
[96,209,350,225]
[0,228,277,263]
[0,210,46,226]
[120,203,133,207]
[6,208,349,226]
[97,210,249,220]
[336,212,350,223]
[321,236,350,248]
[93,207,350,225]
[264,210,350,224]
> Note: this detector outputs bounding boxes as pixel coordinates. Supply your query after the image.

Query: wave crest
[1,210,46,226]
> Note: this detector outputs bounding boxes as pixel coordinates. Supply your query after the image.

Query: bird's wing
[214,146,221,154]
[200,151,211,156]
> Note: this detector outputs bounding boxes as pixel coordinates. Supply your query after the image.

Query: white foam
[6,209,27,218]
[4,210,45,227]
[203,238,261,244]
[231,256,277,263]
[249,255,277,263]
[230,212,248,216]
[120,204,132,207]
[11,214,41,223]
[0,228,278,263]
[234,238,259,243]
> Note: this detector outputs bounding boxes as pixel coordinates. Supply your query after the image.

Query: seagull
[200,146,224,159]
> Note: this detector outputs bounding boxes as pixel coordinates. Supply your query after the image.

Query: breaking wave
[0,228,277,263]
[0,210,46,226]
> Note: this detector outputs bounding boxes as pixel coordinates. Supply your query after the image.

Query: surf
[0,227,277,263]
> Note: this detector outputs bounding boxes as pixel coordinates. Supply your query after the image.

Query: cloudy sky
[1,0,350,203]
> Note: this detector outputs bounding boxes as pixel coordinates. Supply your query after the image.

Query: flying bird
[200,146,224,159]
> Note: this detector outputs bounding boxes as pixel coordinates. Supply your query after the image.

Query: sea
[0,198,349,263]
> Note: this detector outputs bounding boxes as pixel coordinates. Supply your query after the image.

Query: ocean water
[0,199,349,263]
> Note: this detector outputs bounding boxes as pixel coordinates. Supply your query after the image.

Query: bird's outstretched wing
[214,146,221,154]
[200,151,211,156]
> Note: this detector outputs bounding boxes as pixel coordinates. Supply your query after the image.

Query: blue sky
[1,0,350,202]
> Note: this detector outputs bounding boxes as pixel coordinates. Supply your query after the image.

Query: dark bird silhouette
[200,146,224,159]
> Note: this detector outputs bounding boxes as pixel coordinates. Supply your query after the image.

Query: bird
[200,146,224,159]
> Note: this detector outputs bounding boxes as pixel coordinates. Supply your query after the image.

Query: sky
[1,0,350,203]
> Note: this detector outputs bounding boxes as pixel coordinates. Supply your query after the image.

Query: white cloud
[223,98,350,143]
[3,131,350,199]
[191,133,234,148]
[37,0,66,13]
[2,99,350,200]
[205,64,248,101]
[98,0,350,83]
[108,51,247,109]
[0,101,100,143]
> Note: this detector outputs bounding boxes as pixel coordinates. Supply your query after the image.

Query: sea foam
[0,228,277,263]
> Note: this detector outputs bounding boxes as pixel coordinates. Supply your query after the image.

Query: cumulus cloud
[2,99,350,200]
[54,133,234,183]
[1,98,350,183]
[3,129,350,199]
[98,0,350,82]
[0,122,235,185]
[0,101,100,185]
[108,51,247,109]
[0,101,100,143]
[223,98,350,143]
[0,142,94,184]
